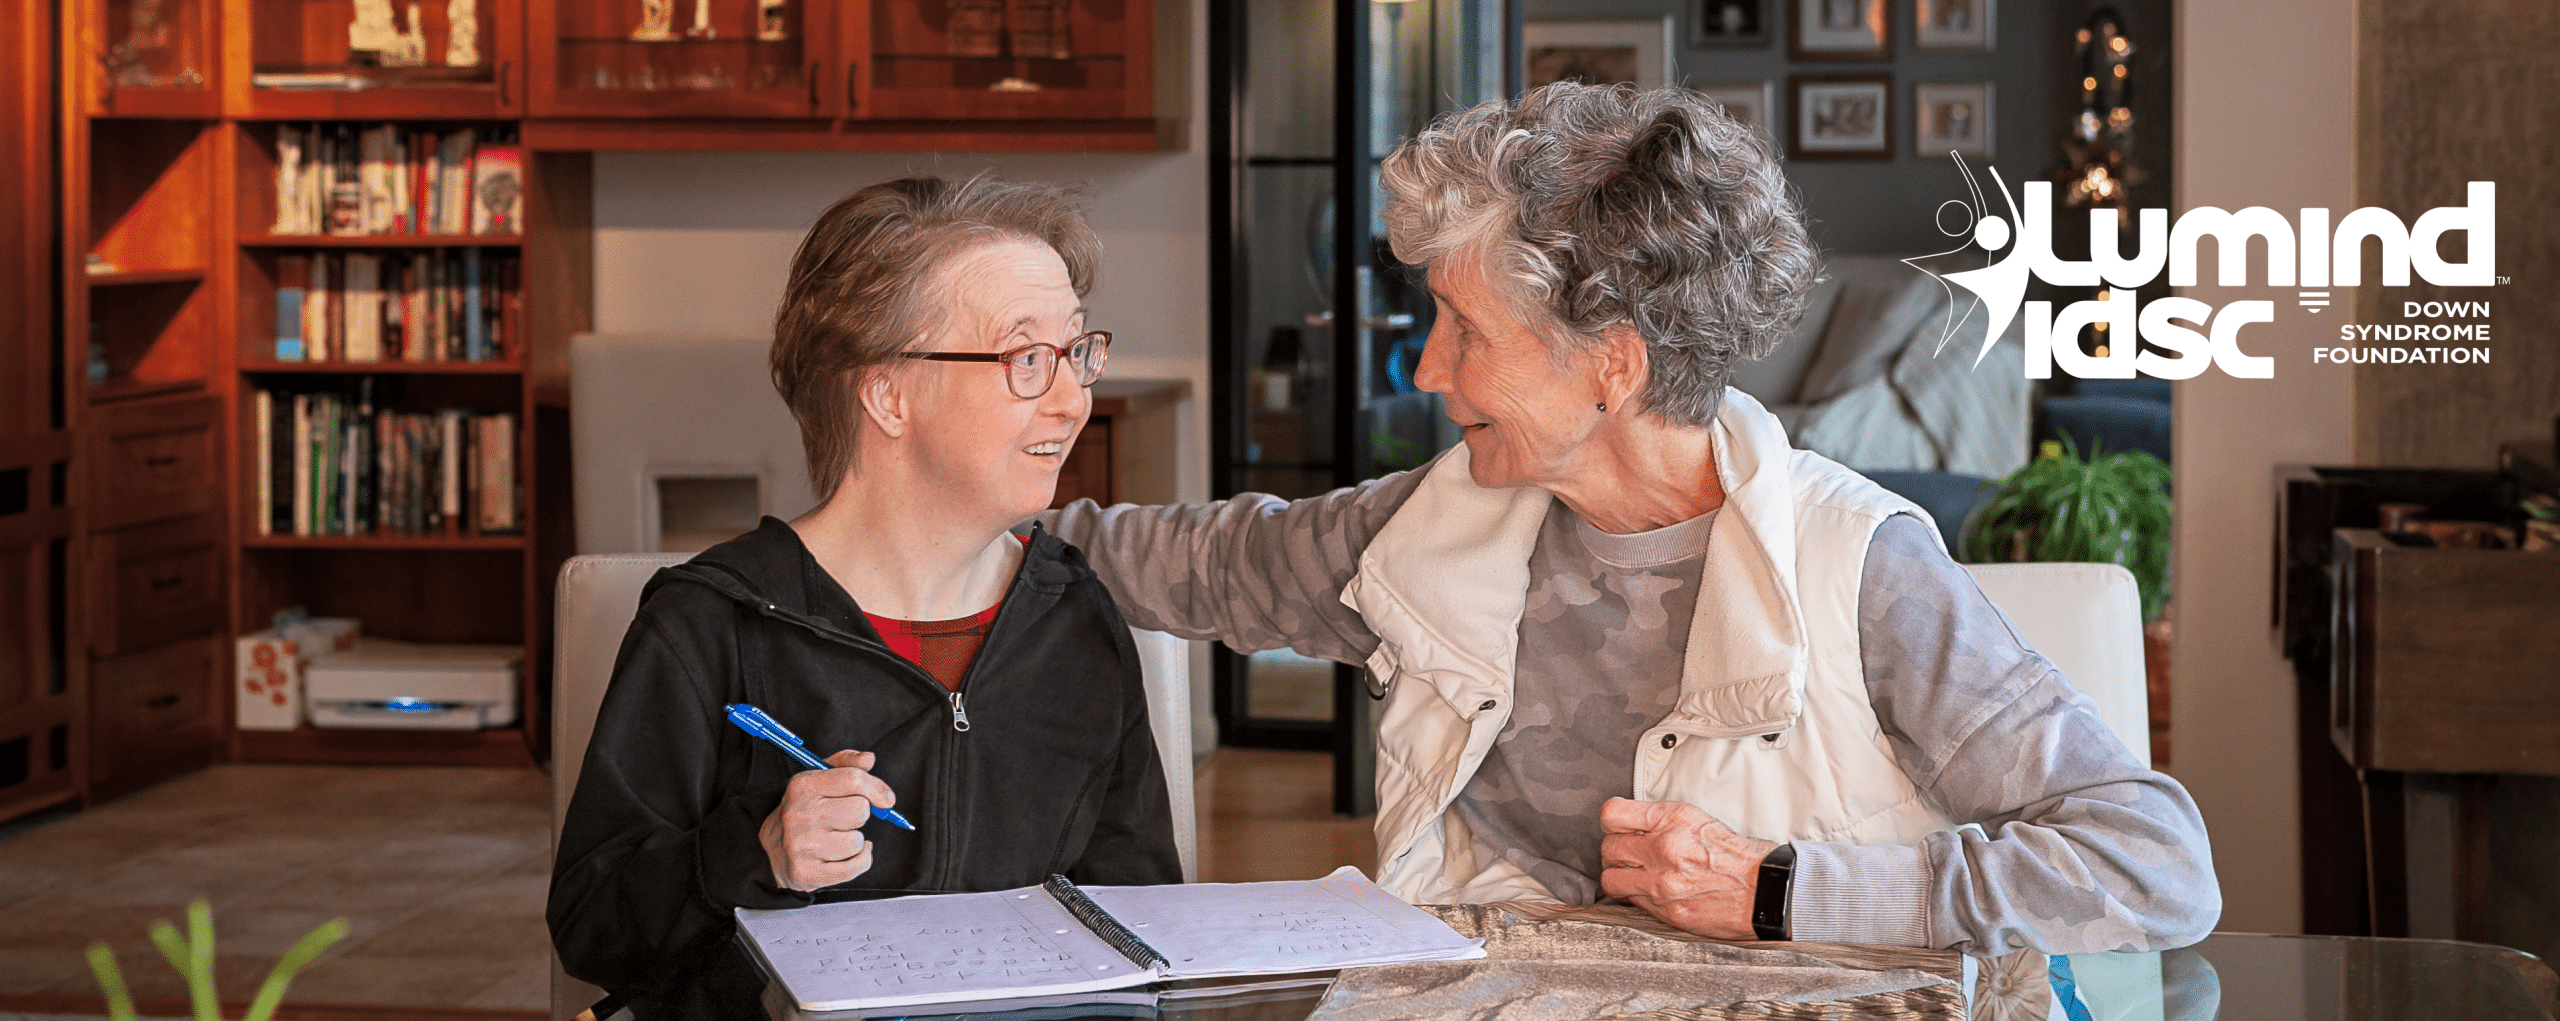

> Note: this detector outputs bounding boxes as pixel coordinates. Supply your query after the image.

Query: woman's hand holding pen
[760,749,900,892]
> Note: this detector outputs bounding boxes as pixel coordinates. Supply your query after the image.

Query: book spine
[269,389,293,536]
[253,389,272,537]
[274,254,308,361]
[464,248,485,362]
[292,394,311,537]
[439,410,462,533]
[1041,875,1170,973]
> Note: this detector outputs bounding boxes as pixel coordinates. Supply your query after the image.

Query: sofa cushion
[1796,256,1945,405]
[1727,274,1843,408]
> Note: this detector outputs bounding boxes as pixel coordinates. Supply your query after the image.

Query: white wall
[588,0,1212,507]
[2170,0,2358,934]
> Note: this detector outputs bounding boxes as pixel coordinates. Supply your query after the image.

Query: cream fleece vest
[1343,389,1960,905]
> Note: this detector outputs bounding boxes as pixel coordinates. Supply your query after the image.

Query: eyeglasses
[901,330,1113,400]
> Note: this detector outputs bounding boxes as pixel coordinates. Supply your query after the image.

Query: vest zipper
[948,691,971,731]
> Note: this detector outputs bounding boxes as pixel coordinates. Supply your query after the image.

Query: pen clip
[726,703,804,746]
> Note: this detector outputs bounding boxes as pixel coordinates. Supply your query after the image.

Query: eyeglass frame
[898,330,1113,400]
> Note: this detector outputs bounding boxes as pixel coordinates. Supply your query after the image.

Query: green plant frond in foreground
[85,899,348,1021]
[1959,433,2173,621]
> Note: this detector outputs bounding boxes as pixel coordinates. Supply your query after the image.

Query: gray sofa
[1730,254,2031,481]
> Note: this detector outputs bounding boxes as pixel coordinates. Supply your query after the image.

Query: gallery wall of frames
[1521,0,2171,256]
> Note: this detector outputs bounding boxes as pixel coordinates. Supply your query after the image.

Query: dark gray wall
[1523,0,2172,256]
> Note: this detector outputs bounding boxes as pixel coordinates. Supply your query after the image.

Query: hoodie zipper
[948,691,971,731]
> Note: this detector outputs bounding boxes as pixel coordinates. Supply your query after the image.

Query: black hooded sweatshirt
[548,517,1180,1006]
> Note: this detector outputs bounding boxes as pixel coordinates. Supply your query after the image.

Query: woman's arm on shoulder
[1789,514,2220,956]
[546,587,806,992]
[1041,470,1426,665]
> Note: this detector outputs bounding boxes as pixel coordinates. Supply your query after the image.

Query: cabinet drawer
[91,636,221,782]
[90,513,224,658]
[89,394,220,531]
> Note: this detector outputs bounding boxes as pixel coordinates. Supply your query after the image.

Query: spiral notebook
[734,866,1485,1013]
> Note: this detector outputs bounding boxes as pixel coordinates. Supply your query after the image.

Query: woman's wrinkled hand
[759,749,898,892]
[1598,796,1782,941]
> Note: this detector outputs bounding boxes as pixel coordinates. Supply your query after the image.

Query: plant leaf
[245,918,347,1021]
[85,943,137,1021]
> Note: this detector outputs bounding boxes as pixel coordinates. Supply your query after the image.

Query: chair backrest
[1960,561,2152,767]
[549,553,1200,868]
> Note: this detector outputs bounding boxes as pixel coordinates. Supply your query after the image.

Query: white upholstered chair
[547,553,1200,1021]
[1962,561,2152,766]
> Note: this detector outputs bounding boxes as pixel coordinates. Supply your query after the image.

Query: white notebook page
[738,887,1159,1011]
[1084,866,1487,977]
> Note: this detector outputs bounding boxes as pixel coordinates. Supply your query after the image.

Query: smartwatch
[1752,843,1796,941]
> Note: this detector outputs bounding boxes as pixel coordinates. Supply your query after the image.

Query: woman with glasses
[551,175,1178,1014]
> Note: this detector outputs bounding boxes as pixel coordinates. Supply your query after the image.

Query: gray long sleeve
[1787,515,2220,955]
[1044,492,2219,955]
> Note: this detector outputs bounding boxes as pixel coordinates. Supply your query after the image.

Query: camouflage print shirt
[1041,472,2219,956]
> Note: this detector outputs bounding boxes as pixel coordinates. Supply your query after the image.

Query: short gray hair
[1379,82,1818,426]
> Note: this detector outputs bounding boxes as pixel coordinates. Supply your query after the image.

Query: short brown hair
[771,174,1100,501]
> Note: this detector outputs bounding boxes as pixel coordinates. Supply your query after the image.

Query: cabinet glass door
[853,0,1153,121]
[1211,0,1507,813]
[530,0,833,117]
[232,0,526,117]
[88,0,221,116]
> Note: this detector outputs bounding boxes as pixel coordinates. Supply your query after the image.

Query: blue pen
[724,703,917,831]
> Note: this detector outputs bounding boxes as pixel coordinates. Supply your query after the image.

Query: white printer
[305,638,522,730]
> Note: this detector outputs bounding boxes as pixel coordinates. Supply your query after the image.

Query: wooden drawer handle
[145,694,180,709]
[143,455,181,468]
[149,575,187,591]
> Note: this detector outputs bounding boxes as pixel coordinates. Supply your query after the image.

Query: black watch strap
[1752,843,1796,941]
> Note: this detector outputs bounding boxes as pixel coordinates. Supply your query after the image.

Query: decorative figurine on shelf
[347,0,402,63]
[446,0,480,65]
[686,0,718,38]
[757,0,787,41]
[631,0,676,42]
[379,1,429,67]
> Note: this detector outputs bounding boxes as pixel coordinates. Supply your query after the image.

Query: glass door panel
[1212,0,1506,812]
[235,0,525,117]
[531,0,831,117]
[91,0,221,116]
[857,0,1152,121]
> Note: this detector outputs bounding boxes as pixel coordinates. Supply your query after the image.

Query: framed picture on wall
[1915,0,1995,49]
[1524,18,1678,91]
[1791,0,1889,61]
[1790,75,1891,160]
[1914,82,1994,157]
[1689,0,1770,48]
[1693,82,1776,141]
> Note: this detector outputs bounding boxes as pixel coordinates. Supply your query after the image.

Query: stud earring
[1595,401,1607,412]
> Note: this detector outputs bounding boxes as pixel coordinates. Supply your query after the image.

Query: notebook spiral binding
[1044,874,1171,973]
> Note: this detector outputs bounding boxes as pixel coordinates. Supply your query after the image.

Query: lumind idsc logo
[1908,160,2496,380]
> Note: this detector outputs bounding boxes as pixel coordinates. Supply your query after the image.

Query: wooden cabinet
[77,0,225,117]
[87,636,224,798]
[222,0,528,118]
[528,0,837,118]
[0,0,82,825]
[520,0,1162,149]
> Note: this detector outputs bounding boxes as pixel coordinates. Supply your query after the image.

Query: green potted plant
[1959,436,2172,622]
[85,900,345,1021]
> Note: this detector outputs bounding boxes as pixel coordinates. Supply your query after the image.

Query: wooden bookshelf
[34,0,1159,811]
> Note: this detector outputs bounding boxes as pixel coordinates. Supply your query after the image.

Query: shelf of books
[225,117,559,769]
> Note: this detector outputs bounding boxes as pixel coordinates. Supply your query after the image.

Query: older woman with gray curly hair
[1048,83,2217,956]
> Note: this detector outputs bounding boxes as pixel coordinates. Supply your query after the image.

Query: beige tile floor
[0,748,1369,1018]
[0,764,553,1013]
